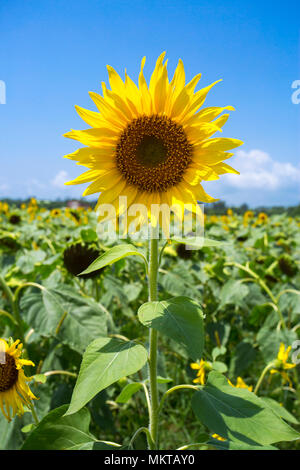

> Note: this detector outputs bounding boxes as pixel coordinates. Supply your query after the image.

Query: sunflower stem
[0,275,24,342]
[29,402,40,425]
[147,225,159,450]
[254,363,274,394]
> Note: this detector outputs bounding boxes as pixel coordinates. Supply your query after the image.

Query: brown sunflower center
[116,115,193,192]
[0,353,18,392]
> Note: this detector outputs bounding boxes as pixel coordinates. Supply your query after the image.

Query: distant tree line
[1,198,300,216]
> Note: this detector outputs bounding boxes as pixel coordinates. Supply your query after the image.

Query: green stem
[0,275,24,342]
[44,370,77,378]
[28,402,39,425]
[0,309,17,325]
[158,384,198,415]
[254,363,274,394]
[129,426,155,450]
[147,226,159,450]
[257,278,286,329]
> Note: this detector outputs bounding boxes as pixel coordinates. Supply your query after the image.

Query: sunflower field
[0,199,299,451]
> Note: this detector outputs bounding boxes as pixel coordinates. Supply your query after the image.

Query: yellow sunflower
[0,339,37,421]
[270,343,296,386]
[228,376,253,392]
[64,53,242,227]
[190,359,212,385]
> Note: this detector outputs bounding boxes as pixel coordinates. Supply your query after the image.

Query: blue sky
[0,0,299,207]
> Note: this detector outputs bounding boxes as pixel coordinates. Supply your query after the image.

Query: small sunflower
[63,243,104,279]
[211,433,226,442]
[190,359,212,385]
[64,53,242,227]
[270,343,296,386]
[0,339,36,421]
[257,212,268,224]
[228,376,253,392]
[50,208,61,217]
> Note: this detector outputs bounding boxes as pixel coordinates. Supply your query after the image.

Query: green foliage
[192,371,300,445]
[0,204,299,450]
[138,297,204,361]
[66,337,148,415]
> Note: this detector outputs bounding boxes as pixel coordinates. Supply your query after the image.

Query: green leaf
[172,236,230,249]
[32,374,47,384]
[21,423,37,434]
[79,244,147,275]
[257,327,297,363]
[21,405,99,450]
[0,413,25,450]
[219,279,249,309]
[261,397,299,425]
[21,285,108,353]
[66,337,148,415]
[80,228,98,243]
[208,437,277,450]
[192,371,300,445]
[212,346,226,361]
[157,376,173,384]
[116,383,143,403]
[138,296,204,361]
[160,267,201,299]
[229,340,257,376]
[212,361,227,373]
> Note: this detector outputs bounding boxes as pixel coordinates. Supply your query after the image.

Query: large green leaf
[192,371,300,445]
[79,244,147,275]
[66,337,148,415]
[21,405,121,450]
[138,296,204,361]
[21,285,107,353]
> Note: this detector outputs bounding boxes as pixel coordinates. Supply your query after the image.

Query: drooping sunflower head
[278,254,298,277]
[9,214,21,225]
[176,242,195,260]
[64,53,243,228]
[0,339,36,421]
[63,242,104,279]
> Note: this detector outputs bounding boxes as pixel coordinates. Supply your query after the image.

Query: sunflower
[63,242,104,279]
[9,214,21,225]
[190,359,212,385]
[50,208,61,217]
[270,343,296,386]
[257,212,268,224]
[0,339,36,421]
[228,376,253,392]
[64,53,242,228]
[278,254,298,277]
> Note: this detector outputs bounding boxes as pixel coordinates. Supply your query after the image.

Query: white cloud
[51,170,69,189]
[202,148,300,206]
[222,149,300,191]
